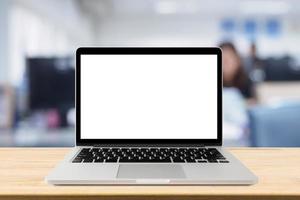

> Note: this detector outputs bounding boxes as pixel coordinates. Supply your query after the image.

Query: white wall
[6,0,96,85]
[95,16,220,47]
[94,14,300,59]
[16,0,94,43]
[0,0,11,83]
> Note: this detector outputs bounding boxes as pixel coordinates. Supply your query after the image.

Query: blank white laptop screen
[81,55,217,139]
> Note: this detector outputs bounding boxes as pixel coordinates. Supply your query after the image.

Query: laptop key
[219,160,229,163]
[196,159,207,162]
[173,157,185,163]
[83,159,93,163]
[94,158,104,163]
[72,158,83,163]
[208,160,218,163]
[105,157,118,162]
[186,157,196,163]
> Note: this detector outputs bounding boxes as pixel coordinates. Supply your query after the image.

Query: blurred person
[219,42,257,105]
[245,42,265,82]
[223,87,249,145]
[249,43,258,62]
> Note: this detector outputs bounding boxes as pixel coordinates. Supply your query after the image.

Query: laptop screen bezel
[76,47,222,147]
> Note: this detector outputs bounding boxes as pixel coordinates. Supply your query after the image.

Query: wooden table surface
[0,148,300,200]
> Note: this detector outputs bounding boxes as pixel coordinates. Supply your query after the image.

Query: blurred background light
[240,0,291,15]
[1,0,300,147]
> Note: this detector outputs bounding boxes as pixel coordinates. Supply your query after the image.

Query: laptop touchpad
[117,164,186,179]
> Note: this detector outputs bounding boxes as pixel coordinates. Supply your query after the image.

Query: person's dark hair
[219,42,248,89]
[219,42,238,55]
[219,42,254,99]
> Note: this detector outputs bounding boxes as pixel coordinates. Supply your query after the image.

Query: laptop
[46,47,257,185]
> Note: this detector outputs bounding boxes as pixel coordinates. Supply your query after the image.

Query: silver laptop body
[46,47,257,185]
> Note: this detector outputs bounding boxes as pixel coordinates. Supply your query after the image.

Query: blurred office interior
[0,0,300,147]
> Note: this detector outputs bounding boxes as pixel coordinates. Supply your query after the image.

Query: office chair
[249,101,300,147]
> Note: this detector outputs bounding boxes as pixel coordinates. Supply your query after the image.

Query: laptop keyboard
[72,147,229,163]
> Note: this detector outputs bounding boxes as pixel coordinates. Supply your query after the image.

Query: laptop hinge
[91,144,206,148]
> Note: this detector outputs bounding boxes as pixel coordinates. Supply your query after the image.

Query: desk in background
[257,82,300,104]
[0,127,74,147]
[0,148,299,200]
[0,127,244,147]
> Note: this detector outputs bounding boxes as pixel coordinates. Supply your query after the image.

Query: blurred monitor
[26,57,75,123]
[263,56,300,81]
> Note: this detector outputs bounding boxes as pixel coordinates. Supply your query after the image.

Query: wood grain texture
[0,148,299,200]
